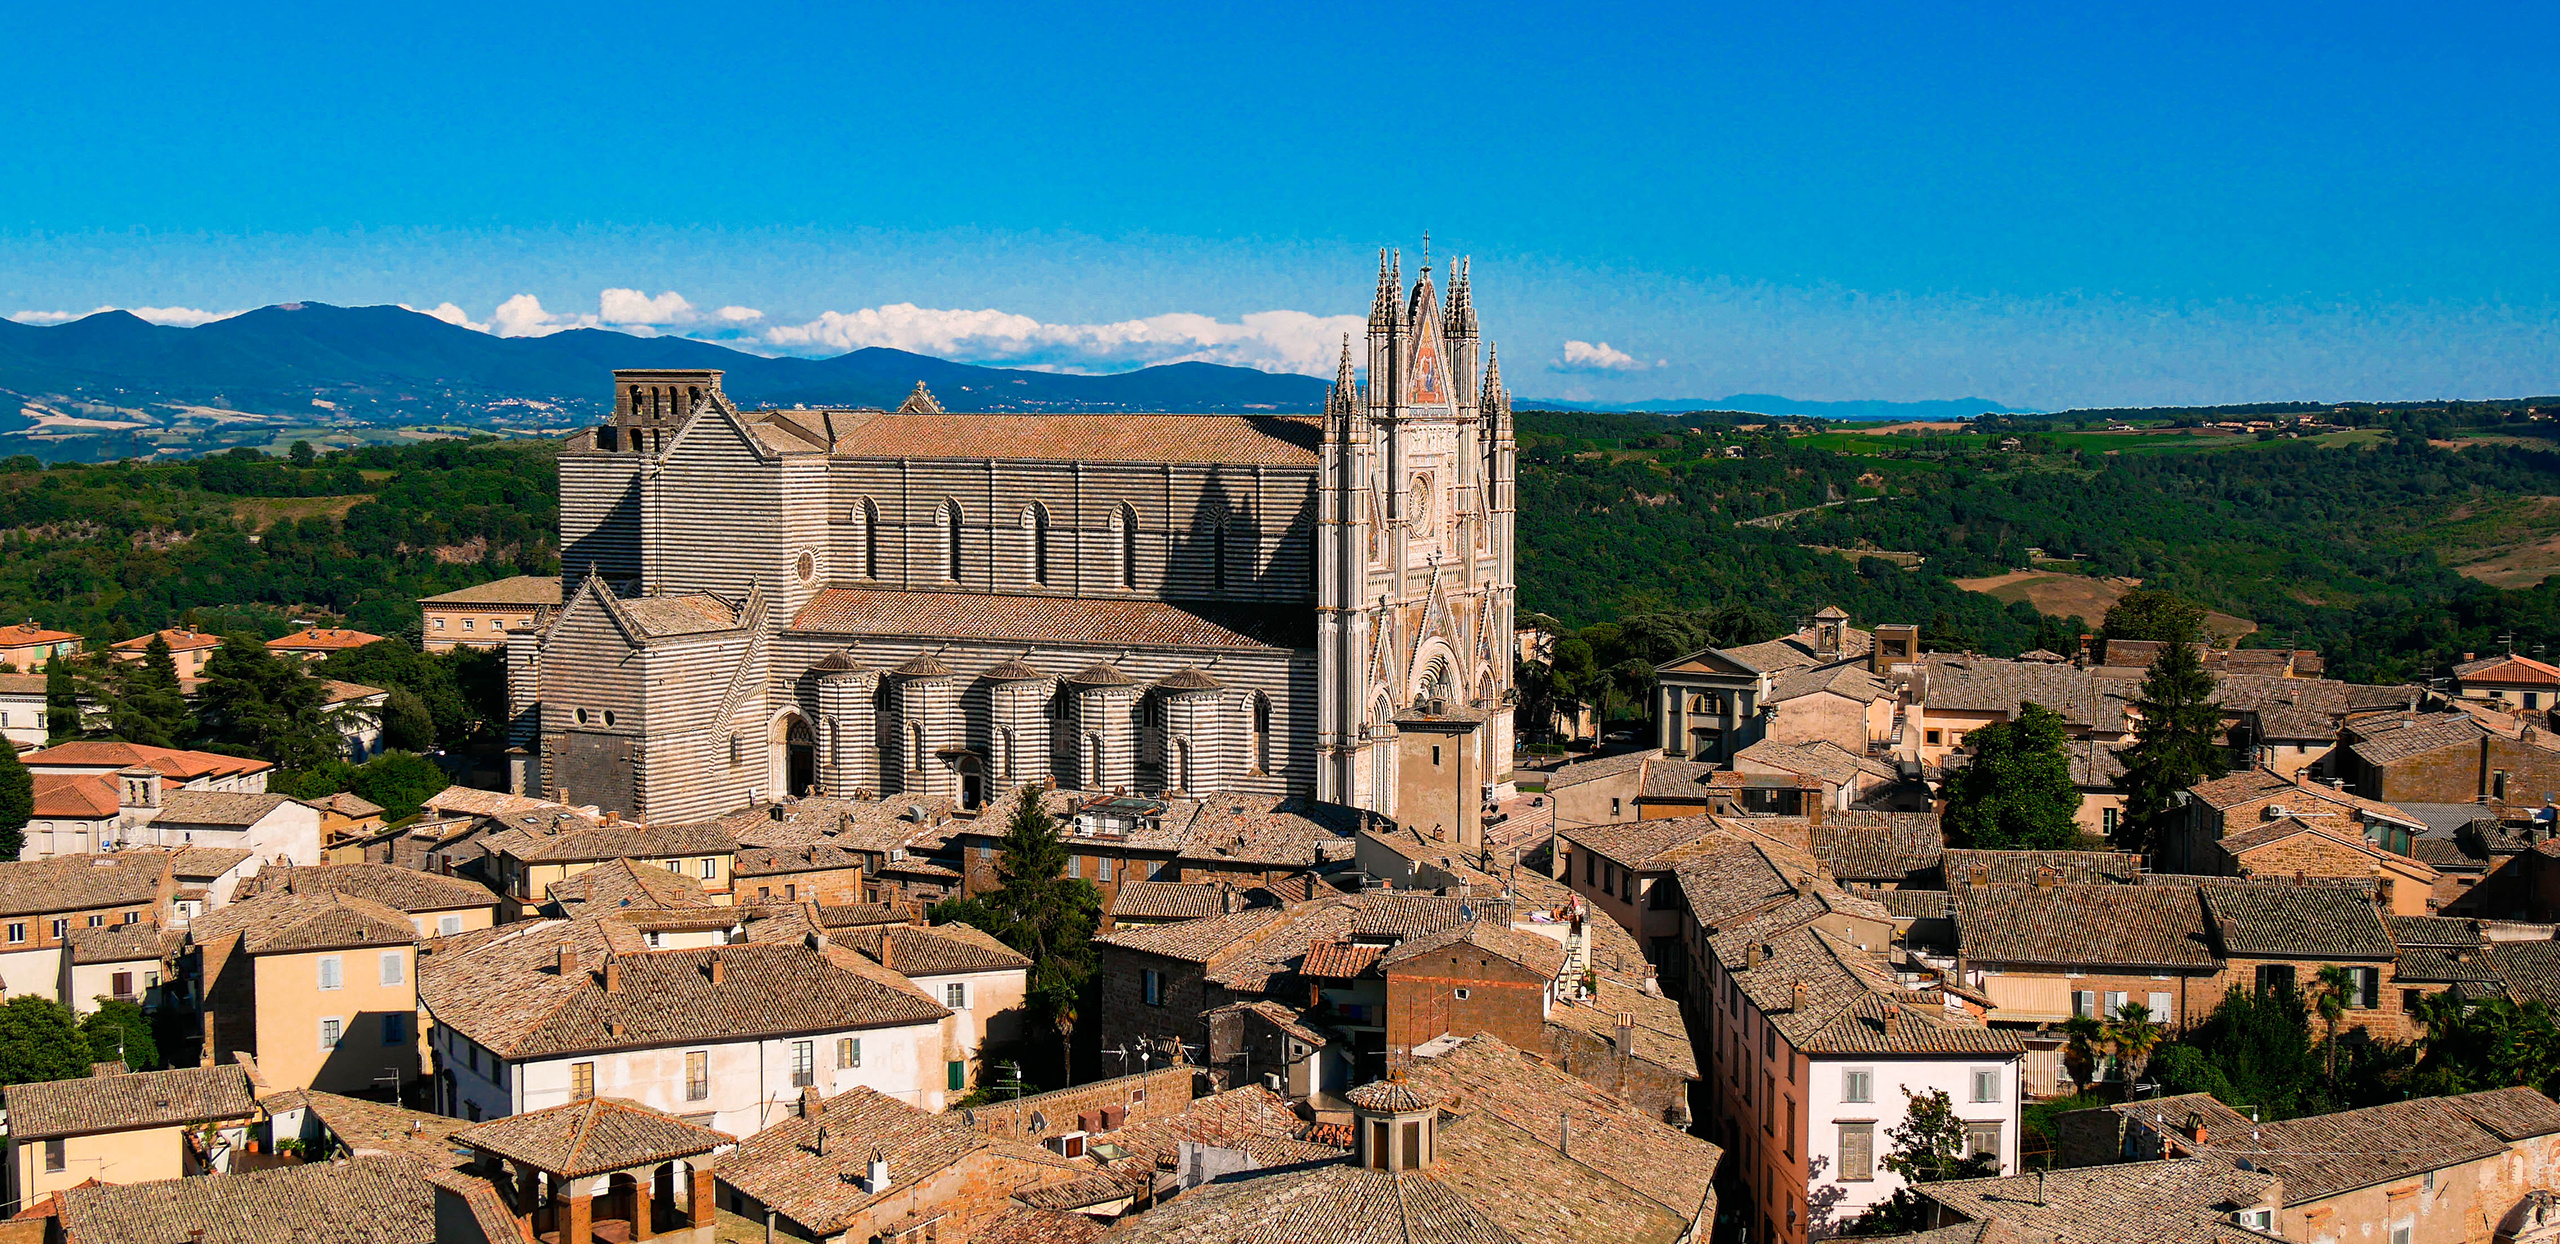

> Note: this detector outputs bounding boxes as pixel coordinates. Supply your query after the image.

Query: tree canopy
[0,738,29,862]
[1941,701,2084,849]
[2116,633,2226,853]
[0,995,94,1085]
[2102,589,2209,644]
[928,786,1102,1083]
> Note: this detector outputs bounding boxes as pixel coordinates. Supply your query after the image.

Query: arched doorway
[956,754,986,811]
[770,712,815,799]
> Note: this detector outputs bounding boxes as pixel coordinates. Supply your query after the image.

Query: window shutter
[319,957,342,990]
[380,952,404,986]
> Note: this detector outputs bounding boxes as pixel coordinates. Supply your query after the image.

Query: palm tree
[2104,1001,2164,1087]
[2061,1015,2107,1095]
[2313,965,2356,1079]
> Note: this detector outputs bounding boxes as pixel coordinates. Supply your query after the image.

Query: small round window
[574,708,589,725]
[796,550,816,582]
[602,711,617,727]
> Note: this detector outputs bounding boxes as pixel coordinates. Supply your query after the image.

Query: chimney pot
[707,952,725,985]
[1883,1006,1904,1041]
[603,958,621,993]
[1790,980,1807,1011]
[879,932,894,971]
[557,946,578,976]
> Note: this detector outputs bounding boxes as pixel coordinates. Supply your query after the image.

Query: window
[839,1038,860,1069]
[2255,964,2296,995]
[380,951,405,987]
[1839,1123,1874,1180]
[1971,1067,2000,1103]
[942,500,964,580]
[320,1017,344,1050]
[1963,1121,2002,1161]
[2102,807,2119,835]
[572,1061,595,1099]
[858,499,881,578]
[2071,989,2096,1018]
[791,1040,816,1087]
[1925,729,1942,746]
[2149,991,2175,1024]
[687,1050,710,1099]
[1763,1026,1777,1060]
[438,914,464,937]
[1454,987,1472,1001]
[5,923,21,944]
[2391,1225,2413,1244]
[122,911,139,925]
[1028,505,1052,587]
[1143,968,1163,1006]
[49,919,64,940]
[463,618,475,631]
[1117,504,1139,588]
[944,982,969,1009]
[110,971,134,1000]
[43,1139,64,1172]
[383,1012,408,1045]
[1841,1067,1873,1104]
[1099,856,1113,883]
[2235,1209,2272,1231]
[433,617,446,630]
[86,914,103,928]
[665,859,683,874]
[2349,966,2382,1009]
[699,858,717,879]
[1431,745,1443,766]
[318,956,343,991]
[1609,797,1623,818]
[2103,990,2127,1018]
[948,1060,966,1092]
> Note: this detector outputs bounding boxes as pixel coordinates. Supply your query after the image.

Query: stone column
[564,1185,593,1244]
[631,1167,655,1240]
[513,1162,541,1232]
[691,1163,718,1228]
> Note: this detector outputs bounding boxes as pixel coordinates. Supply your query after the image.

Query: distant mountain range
[0,303,1332,421]
[1518,393,2033,420]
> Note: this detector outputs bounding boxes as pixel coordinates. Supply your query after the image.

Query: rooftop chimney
[866,1149,891,1194]
[2034,867,2056,890]
[1614,1012,1635,1054]
[1222,885,1242,914]
[706,952,725,985]
[878,932,894,971]
[557,946,578,976]
[1743,943,1762,970]
[603,958,621,993]
[815,1125,830,1157]
[603,810,619,826]
[2183,1111,2208,1145]
[1789,981,1807,1012]
[1882,1006,1904,1043]
[1559,1112,1571,1158]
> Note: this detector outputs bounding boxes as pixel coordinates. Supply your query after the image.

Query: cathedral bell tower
[1318,241,1518,815]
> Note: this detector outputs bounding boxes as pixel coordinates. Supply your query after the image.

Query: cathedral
[525,246,1516,828]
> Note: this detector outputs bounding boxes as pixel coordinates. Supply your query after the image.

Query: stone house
[0,853,174,1002]
[2200,815,2441,914]
[1951,879,2224,1038]
[236,862,502,939]
[1539,971,1699,1128]
[2328,709,2560,806]
[63,922,167,1016]
[108,627,221,678]
[187,889,423,1095]
[2089,1087,2560,1244]
[418,574,562,652]
[479,813,737,917]
[0,620,81,672]
[420,909,958,1134]
[828,921,1033,1096]
[2196,878,2411,1040]
[2454,651,2560,711]
[1555,813,1723,969]
[1547,747,1661,830]
[311,791,387,852]
[1,1063,259,1210]
[1911,654,2136,769]
[1378,920,1565,1065]
[719,1085,1082,1242]
[1651,608,1913,765]
[2159,767,2428,877]
[133,790,324,869]
[0,671,51,748]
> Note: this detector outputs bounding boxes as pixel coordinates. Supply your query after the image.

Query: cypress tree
[0,736,29,861]
[2118,634,2226,854]
[43,652,77,742]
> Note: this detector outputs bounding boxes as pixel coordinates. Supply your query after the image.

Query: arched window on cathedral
[856,499,880,579]
[1116,504,1139,589]
[909,722,928,775]
[1024,504,1052,587]
[941,500,963,582]
[1082,732,1104,787]
[995,726,1015,779]
[1252,692,1271,775]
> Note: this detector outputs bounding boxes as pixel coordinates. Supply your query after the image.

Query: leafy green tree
[1941,701,2083,849]
[287,440,316,467]
[2409,995,2560,1098]
[381,686,435,752]
[196,634,342,771]
[0,995,94,1084]
[2061,1014,2106,1094]
[936,787,1101,1079]
[0,740,29,861]
[2151,983,2321,1119]
[93,635,191,747]
[2116,634,2224,853]
[2102,589,2208,644]
[2311,965,2357,1080]
[43,652,77,742]
[349,751,449,820]
[80,999,158,1071]
[1848,1087,2003,1233]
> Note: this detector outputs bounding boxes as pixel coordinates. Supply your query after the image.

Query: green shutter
[947,1060,965,1092]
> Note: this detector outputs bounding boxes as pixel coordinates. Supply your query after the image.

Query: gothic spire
[1369,248,1401,330]
[1445,256,1477,338]
[1482,344,1507,411]
[1326,335,1361,421]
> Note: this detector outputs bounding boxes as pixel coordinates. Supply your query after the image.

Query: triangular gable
[1405,292,1453,409]
[551,573,648,652]
[1660,647,1762,677]
[1407,568,1461,689]
[662,389,779,465]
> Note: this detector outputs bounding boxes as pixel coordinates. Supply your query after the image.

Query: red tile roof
[109,627,221,653]
[30,772,119,819]
[22,741,272,780]
[789,589,1305,650]
[265,627,385,653]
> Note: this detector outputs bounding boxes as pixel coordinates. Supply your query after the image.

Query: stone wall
[963,1064,1197,1142]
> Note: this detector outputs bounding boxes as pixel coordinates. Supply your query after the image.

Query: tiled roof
[420,787,569,819]
[111,627,221,653]
[2393,945,2503,984]
[1734,738,1895,788]
[1714,921,2026,1055]
[1560,815,1721,871]
[66,921,164,965]
[0,622,80,646]
[1916,1159,2278,1244]
[1771,661,1891,705]
[735,839,872,878]
[189,890,417,953]
[313,792,386,817]
[2489,941,2560,1008]
[1173,797,1363,869]
[2198,879,2395,960]
[1300,940,1387,979]
[243,863,498,912]
[155,790,298,827]
[1634,758,1721,801]
[2457,653,2560,686]
[834,922,1032,976]
[267,627,385,653]
[1545,748,1659,791]
[1923,655,2126,730]
[972,1208,1107,1244]
[1093,1164,1514,1244]
[0,852,167,917]
[1955,883,2217,969]
[419,575,563,606]
[5,1064,258,1139]
[484,818,735,865]
[22,741,271,780]
[420,919,947,1059]
[2345,713,2489,767]
[543,856,714,914]
[721,1086,1049,1236]
[30,773,119,819]
[56,1156,435,1244]
[1665,827,1828,932]
[2389,914,2484,947]
[1345,1080,1431,1112]
[1378,921,1566,981]
[614,593,742,638]
[1543,974,1698,1079]
[455,1097,730,1178]
[1938,848,2145,888]
[1810,813,1943,882]
[813,411,1322,466]
[169,846,258,879]
[1094,906,1289,962]
[2066,737,2130,787]
[2216,1089,2560,1201]
[1725,625,1873,673]
[789,589,1311,651]
[1109,880,1233,922]
[290,1090,478,1171]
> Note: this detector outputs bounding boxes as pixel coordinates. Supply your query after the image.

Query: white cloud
[598,288,695,325]
[403,302,490,333]
[760,304,1365,375]
[1557,339,1660,372]
[714,305,763,323]
[489,294,599,338]
[9,307,103,325]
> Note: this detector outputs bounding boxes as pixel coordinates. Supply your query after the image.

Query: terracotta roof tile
[455,1097,730,1179]
[1108,881,1234,922]
[2197,879,2395,959]
[1917,1159,2278,1244]
[30,773,120,819]
[5,1064,257,1140]
[0,852,168,917]
[812,412,1321,466]
[835,922,1032,975]
[56,1157,436,1244]
[241,863,497,913]
[419,576,564,606]
[1955,883,2217,969]
[1299,940,1387,979]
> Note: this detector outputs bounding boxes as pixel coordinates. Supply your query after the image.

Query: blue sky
[3,1,2555,407]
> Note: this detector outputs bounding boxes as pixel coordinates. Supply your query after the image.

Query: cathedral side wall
[644,414,786,602]
[560,453,643,580]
